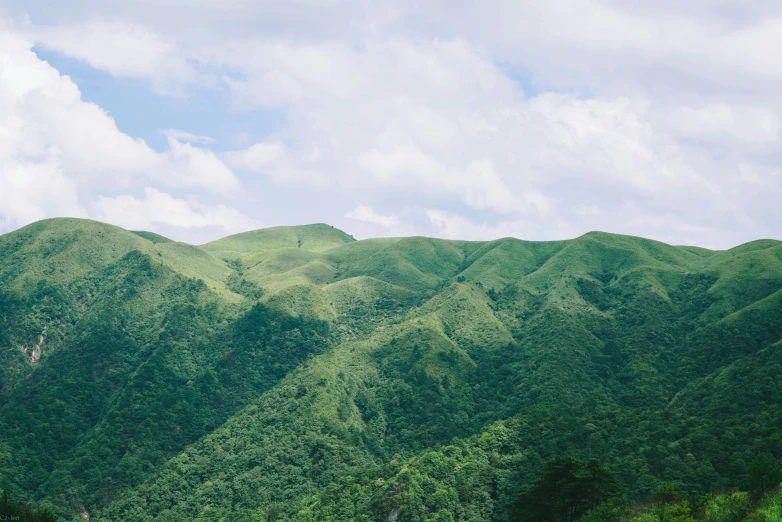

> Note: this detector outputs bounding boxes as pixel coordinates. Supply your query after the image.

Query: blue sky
[1,1,781,247]
[32,48,288,153]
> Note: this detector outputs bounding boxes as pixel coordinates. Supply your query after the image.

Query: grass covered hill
[0,218,780,521]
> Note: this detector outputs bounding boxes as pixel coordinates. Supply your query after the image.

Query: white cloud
[0,160,87,231]
[358,146,446,184]
[223,140,326,186]
[344,204,399,228]
[738,163,781,189]
[439,1,782,92]
[620,214,719,248]
[426,209,575,241]
[626,214,713,235]
[572,204,602,217]
[162,136,241,194]
[92,188,257,238]
[30,2,779,101]
[29,20,200,95]
[195,33,778,246]
[427,209,505,240]
[525,94,722,195]
[224,69,302,109]
[3,2,782,248]
[216,43,723,222]
[425,206,727,249]
[669,104,779,146]
[0,30,245,240]
[223,141,284,171]
[160,129,216,144]
[460,159,553,216]
[0,31,240,193]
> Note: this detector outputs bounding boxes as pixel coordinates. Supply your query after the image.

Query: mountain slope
[0,219,780,521]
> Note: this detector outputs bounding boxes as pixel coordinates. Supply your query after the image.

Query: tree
[770,432,782,458]
[511,456,625,522]
[665,500,694,522]
[747,452,782,496]
[0,490,59,522]
[653,481,678,518]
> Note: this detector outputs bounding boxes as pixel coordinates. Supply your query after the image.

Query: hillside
[0,218,781,521]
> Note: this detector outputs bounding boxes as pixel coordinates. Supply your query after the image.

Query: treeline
[511,452,782,522]
[296,426,782,521]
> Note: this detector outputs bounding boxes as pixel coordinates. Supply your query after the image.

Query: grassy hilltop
[0,218,781,521]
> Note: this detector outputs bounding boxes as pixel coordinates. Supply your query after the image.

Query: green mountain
[0,218,780,521]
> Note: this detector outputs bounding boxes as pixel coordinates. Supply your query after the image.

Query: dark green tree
[747,452,782,496]
[770,432,782,458]
[0,490,59,522]
[511,456,625,522]
[652,482,678,521]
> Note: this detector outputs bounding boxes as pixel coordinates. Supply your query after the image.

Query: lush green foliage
[511,456,624,522]
[604,482,782,521]
[1,490,58,522]
[0,218,781,521]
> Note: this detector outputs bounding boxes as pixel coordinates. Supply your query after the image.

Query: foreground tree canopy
[0,218,781,521]
[512,456,624,522]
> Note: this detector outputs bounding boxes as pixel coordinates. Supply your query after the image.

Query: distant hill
[201,223,355,256]
[0,218,780,521]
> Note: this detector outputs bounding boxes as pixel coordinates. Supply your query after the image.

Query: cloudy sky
[1,1,780,248]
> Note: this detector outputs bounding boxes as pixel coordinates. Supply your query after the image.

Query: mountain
[0,218,780,521]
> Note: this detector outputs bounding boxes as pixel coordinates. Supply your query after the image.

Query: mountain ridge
[8,217,782,257]
[0,217,781,521]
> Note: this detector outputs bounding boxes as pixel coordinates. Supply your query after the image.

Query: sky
[0,1,780,248]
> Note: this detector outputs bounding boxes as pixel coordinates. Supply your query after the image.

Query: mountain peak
[200,223,355,257]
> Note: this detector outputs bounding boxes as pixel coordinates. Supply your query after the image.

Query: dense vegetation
[0,218,780,521]
[1,490,58,521]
